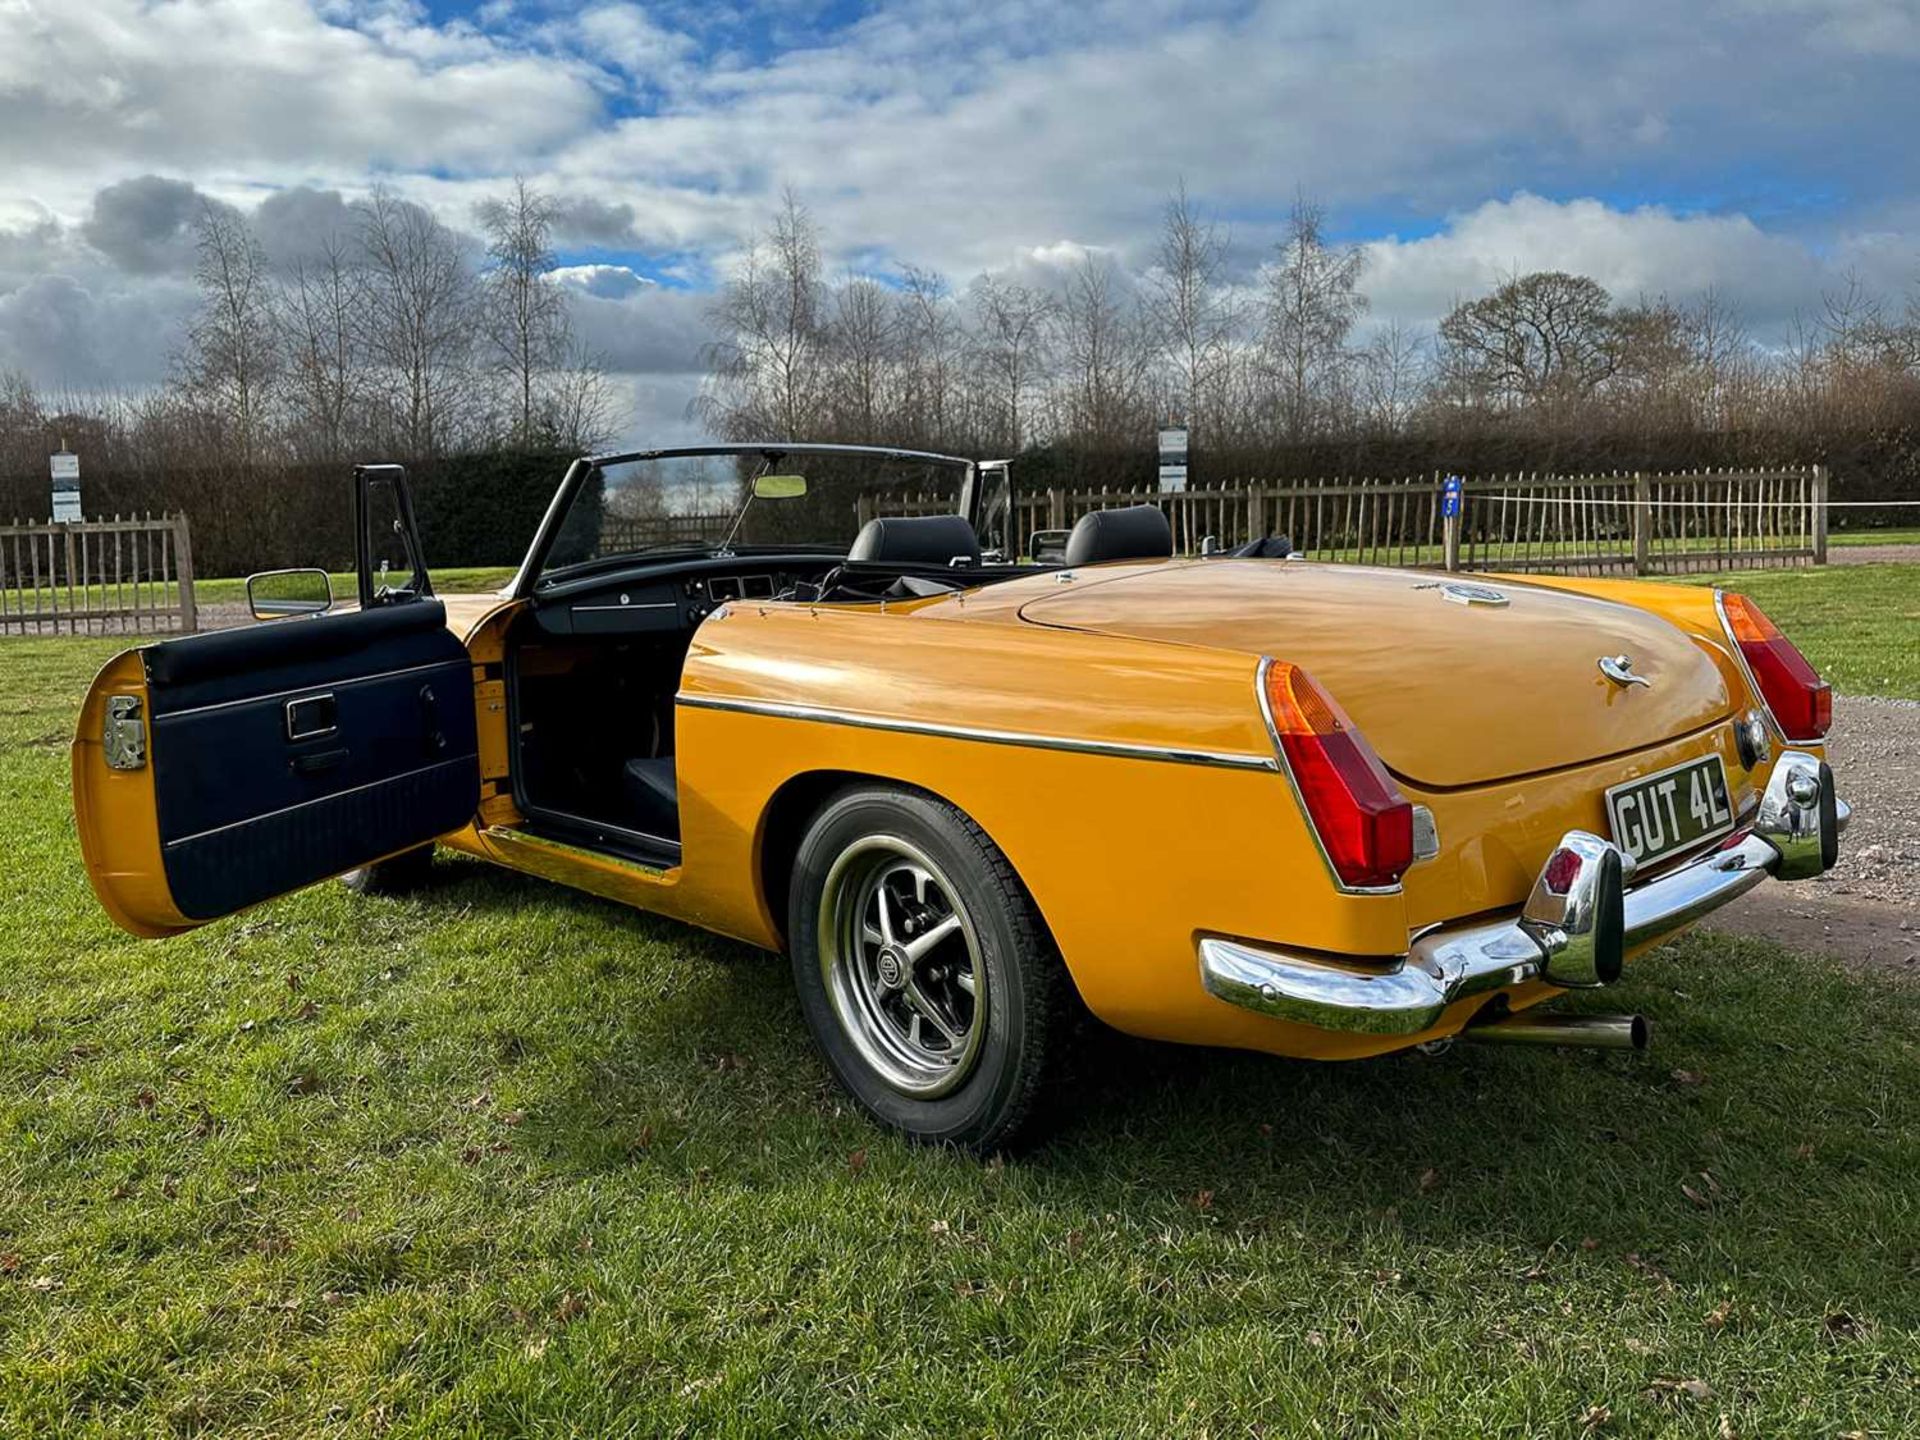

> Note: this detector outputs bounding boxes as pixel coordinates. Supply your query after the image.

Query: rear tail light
[1719,593,1831,742]
[1262,660,1414,889]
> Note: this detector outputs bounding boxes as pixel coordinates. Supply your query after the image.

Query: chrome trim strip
[161,756,474,849]
[149,659,468,721]
[1253,655,1403,897]
[573,602,679,612]
[675,693,1280,771]
[1199,751,1844,1036]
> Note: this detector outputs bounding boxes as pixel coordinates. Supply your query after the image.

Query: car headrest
[848,514,982,566]
[1063,504,1174,567]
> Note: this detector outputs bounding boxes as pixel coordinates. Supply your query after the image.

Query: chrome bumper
[1200,750,1846,1037]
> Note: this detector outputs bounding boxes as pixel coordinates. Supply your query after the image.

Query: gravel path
[1700,694,1920,977]
[1828,543,1920,566]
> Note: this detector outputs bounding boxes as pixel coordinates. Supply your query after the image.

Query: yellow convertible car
[72,445,1847,1149]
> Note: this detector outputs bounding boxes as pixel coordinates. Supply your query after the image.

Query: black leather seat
[622,756,679,838]
[848,514,982,566]
[1064,505,1173,566]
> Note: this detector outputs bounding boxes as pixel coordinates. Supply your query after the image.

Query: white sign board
[49,451,81,522]
[1156,426,1189,493]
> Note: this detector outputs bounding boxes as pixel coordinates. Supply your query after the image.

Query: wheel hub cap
[817,836,988,1099]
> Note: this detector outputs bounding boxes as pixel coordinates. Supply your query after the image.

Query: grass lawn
[1829,526,1920,547]
[188,567,518,608]
[5,626,1920,1433]
[1675,562,1920,701]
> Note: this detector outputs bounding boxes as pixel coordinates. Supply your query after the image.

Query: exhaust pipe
[1463,1012,1649,1051]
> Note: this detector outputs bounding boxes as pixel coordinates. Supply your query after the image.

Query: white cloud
[1359,194,1827,332]
[552,262,654,299]
[4,0,1920,440]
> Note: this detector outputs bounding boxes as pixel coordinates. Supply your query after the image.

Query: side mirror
[247,568,335,621]
[754,474,807,499]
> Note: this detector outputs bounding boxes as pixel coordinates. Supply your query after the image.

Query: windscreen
[539,448,972,581]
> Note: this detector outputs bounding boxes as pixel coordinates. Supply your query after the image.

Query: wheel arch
[754,769,1068,973]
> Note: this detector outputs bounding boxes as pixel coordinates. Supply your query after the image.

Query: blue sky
[3,0,1919,443]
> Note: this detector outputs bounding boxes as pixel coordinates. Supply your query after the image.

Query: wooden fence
[0,514,197,637]
[886,467,1826,575]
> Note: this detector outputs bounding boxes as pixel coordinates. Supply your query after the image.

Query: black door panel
[142,602,479,920]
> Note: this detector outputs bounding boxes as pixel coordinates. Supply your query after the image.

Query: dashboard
[530,556,843,636]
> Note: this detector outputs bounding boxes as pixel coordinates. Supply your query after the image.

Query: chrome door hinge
[104,695,147,770]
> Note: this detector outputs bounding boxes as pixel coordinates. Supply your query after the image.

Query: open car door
[71,466,480,937]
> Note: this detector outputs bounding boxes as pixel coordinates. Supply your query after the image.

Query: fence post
[172,511,198,634]
[1811,465,1829,565]
[1048,486,1065,531]
[1248,483,1266,542]
[1632,473,1651,575]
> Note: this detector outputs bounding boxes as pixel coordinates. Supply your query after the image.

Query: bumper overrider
[1200,751,1847,1038]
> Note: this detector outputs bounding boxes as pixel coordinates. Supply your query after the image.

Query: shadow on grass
[410,854,1919,1317]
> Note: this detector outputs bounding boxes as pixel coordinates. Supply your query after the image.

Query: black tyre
[789,786,1064,1151]
[340,845,436,897]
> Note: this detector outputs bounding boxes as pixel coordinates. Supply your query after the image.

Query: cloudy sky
[3,0,1919,446]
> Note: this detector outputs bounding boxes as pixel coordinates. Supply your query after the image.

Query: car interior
[503,501,1177,867]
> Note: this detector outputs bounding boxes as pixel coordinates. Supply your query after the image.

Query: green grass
[1676,562,1920,701]
[190,567,517,607]
[3,641,1918,1435]
[1829,527,1920,547]
[0,569,515,622]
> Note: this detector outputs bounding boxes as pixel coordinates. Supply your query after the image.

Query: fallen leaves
[1624,1252,1675,1291]
[286,1071,322,1097]
[1417,1167,1442,1193]
[1669,1068,1705,1087]
[1643,1376,1714,1405]
[847,1148,868,1175]
[1579,1403,1611,1430]
[1680,1170,1724,1210]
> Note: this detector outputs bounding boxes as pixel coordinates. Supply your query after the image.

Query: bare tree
[825,273,899,440]
[181,201,281,469]
[699,190,827,439]
[1357,320,1427,434]
[280,232,367,462]
[1260,196,1368,439]
[355,185,476,456]
[1055,253,1149,448]
[544,346,616,452]
[1147,183,1234,432]
[897,265,965,447]
[477,178,573,446]
[968,274,1057,452]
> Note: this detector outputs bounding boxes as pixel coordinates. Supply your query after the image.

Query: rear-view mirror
[754,474,808,499]
[248,568,335,621]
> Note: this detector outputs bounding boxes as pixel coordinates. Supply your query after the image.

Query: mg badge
[1439,582,1508,607]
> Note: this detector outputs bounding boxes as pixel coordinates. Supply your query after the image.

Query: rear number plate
[1606,755,1734,867]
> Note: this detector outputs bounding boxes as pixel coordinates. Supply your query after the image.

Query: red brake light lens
[1263,661,1414,889]
[1720,593,1830,742]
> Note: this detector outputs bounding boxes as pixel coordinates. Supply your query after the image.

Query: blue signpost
[1441,475,1465,570]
